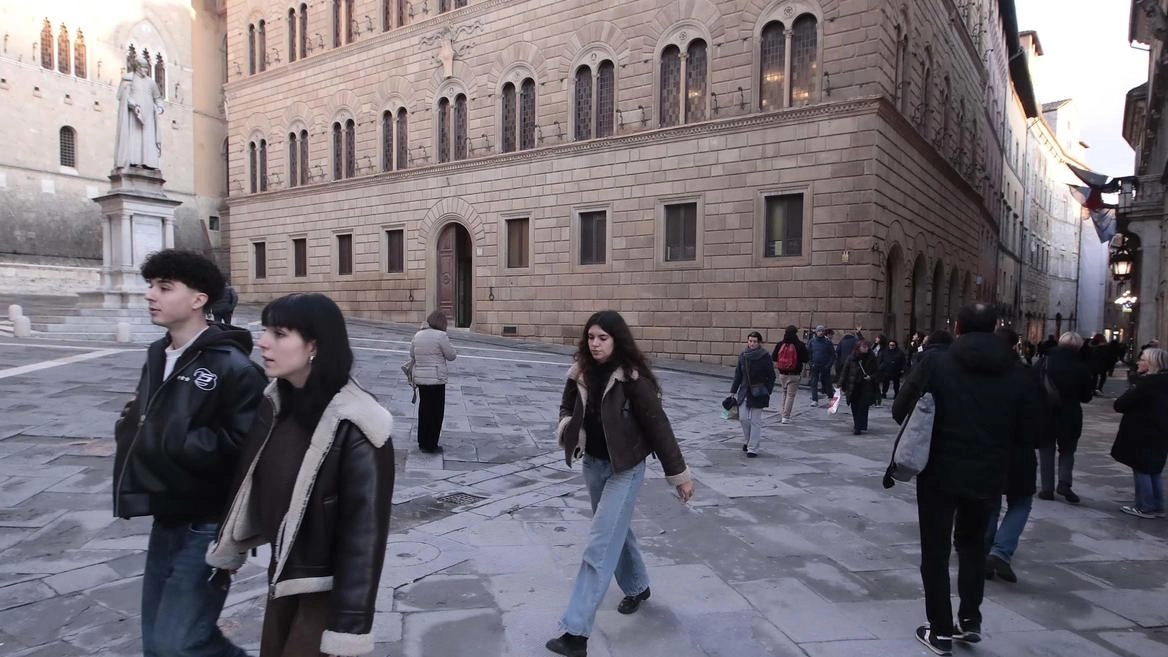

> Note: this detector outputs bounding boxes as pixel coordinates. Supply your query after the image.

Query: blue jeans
[142,520,246,657]
[809,364,833,401]
[1134,471,1165,513]
[561,457,650,637]
[985,494,1033,563]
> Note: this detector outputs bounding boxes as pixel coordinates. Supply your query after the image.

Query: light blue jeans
[560,456,650,637]
[1134,471,1165,513]
[985,493,1033,563]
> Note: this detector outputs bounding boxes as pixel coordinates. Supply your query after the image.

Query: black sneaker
[1056,484,1081,504]
[742,444,748,452]
[546,633,587,657]
[915,625,952,656]
[1037,490,1054,501]
[617,587,650,614]
[986,554,1017,583]
[954,619,981,644]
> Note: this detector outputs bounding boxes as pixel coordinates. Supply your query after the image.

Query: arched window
[520,78,536,150]
[382,111,393,171]
[437,98,450,163]
[439,0,450,11]
[344,0,354,44]
[298,4,308,59]
[299,130,309,184]
[597,61,615,138]
[574,66,592,141]
[58,25,71,75]
[40,19,53,70]
[74,30,87,78]
[383,0,391,31]
[332,0,342,47]
[685,40,708,122]
[59,126,76,168]
[288,9,297,62]
[501,82,517,153]
[288,132,299,187]
[894,24,908,113]
[258,20,267,72]
[941,75,951,148]
[759,21,785,110]
[248,141,258,192]
[259,139,268,191]
[659,45,681,127]
[344,119,355,178]
[395,108,408,170]
[789,16,817,106]
[247,24,256,74]
[453,94,467,160]
[154,53,166,99]
[920,46,932,132]
[332,122,343,179]
[397,0,408,28]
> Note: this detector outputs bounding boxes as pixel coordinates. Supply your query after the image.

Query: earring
[309,355,315,364]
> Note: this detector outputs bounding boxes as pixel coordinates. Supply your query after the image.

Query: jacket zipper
[113,352,202,517]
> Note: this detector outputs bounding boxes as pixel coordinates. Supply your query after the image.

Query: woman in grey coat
[410,311,457,453]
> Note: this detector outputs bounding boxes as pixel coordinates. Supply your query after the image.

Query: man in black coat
[1038,334,1095,503]
[892,304,1030,654]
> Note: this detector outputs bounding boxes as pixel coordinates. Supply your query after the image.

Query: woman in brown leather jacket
[546,310,694,657]
[207,294,394,657]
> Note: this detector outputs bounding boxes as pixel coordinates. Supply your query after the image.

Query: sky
[1016,0,1148,177]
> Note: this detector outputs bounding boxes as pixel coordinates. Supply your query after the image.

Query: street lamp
[1110,241,1134,280]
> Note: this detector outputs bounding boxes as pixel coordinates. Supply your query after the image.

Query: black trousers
[916,485,995,635]
[881,376,901,398]
[417,384,447,450]
[850,389,872,431]
[1094,371,1108,392]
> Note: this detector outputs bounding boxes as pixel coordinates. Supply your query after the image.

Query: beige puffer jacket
[410,327,457,385]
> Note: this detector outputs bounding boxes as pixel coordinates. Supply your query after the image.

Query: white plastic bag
[827,387,842,414]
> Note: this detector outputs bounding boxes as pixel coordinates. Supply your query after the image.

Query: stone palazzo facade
[225,0,1011,364]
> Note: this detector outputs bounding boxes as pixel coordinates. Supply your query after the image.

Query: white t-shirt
[163,327,209,380]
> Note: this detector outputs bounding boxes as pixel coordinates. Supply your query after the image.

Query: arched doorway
[910,254,928,335]
[436,222,473,328]
[930,260,945,332]
[884,245,904,342]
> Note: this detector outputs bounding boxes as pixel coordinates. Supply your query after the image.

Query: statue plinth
[84,167,181,309]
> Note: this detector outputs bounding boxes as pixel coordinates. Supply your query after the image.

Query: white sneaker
[810,400,819,407]
[780,417,790,424]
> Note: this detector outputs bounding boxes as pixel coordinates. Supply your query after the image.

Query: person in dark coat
[1110,348,1168,518]
[834,327,864,379]
[1037,334,1057,358]
[807,325,835,406]
[1037,333,1095,504]
[893,304,1031,653]
[208,284,239,325]
[731,331,777,456]
[771,325,810,424]
[877,339,907,401]
[1089,333,1115,394]
[984,328,1045,584]
[838,340,877,435]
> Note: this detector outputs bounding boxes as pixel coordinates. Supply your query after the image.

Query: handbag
[882,392,935,487]
[743,355,768,399]
[401,359,417,404]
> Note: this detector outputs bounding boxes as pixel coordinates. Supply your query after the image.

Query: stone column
[1136,221,1162,347]
[100,214,113,290]
[164,216,175,249]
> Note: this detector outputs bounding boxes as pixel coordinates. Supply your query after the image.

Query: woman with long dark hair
[839,340,878,435]
[546,310,694,657]
[208,293,395,657]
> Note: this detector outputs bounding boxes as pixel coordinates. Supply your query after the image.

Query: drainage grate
[436,492,487,506]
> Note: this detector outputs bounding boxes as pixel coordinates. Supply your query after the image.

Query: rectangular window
[764,194,803,257]
[208,215,220,231]
[293,238,307,277]
[664,202,697,262]
[386,229,404,273]
[337,233,353,275]
[506,218,529,268]
[579,211,607,265]
[253,241,267,279]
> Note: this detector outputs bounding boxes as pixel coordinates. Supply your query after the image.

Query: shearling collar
[265,379,392,448]
[566,361,640,386]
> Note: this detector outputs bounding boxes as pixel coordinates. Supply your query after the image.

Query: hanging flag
[1067,164,1120,193]
[1089,206,1117,243]
[1068,184,1105,212]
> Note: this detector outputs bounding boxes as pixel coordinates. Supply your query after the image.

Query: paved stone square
[0,310,1166,657]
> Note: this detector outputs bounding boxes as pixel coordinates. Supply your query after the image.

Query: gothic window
[259,139,268,191]
[920,46,932,132]
[288,9,297,62]
[258,20,267,72]
[154,54,166,99]
[454,94,468,160]
[395,109,408,170]
[941,75,951,147]
[397,0,408,28]
[59,126,76,168]
[759,21,785,110]
[383,0,391,31]
[344,119,355,178]
[894,25,908,113]
[685,40,707,122]
[249,141,258,192]
[41,19,53,70]
[288,132,299,187]
[456,0,468,7]
[344,0,354,44]
[439,0,450,11]
[58,26,70,75]
[790,16,817,106]
[437,98,450,163]
[382,111,393,171]
[520,78,536,150]
[74,30,87,78]
[574,67,592,140]
[659,45,681,127]
[332,0,341,47]
[597,61,615,138]
[332,122,343,179]
[298,130,309,184]
[248,24,256,74]
[501,82,517,153]
[298,4,308,58]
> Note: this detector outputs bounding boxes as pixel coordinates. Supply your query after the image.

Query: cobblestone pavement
[0,311,1166,657]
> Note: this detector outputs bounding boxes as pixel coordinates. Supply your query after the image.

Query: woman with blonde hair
[1037,331,1095,503]
[1111,348,1168,518]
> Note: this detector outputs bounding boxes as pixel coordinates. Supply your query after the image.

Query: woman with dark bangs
[546,310,694,657]
[207,293,395,657]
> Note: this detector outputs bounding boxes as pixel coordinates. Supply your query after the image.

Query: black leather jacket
[113,325,267,520]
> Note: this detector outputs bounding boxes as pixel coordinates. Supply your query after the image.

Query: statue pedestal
[84,167,181,309]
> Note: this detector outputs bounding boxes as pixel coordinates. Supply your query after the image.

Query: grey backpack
[883,392,935,486]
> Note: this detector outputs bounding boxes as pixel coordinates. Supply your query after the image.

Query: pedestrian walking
[838,340,877,434]
[807,325,835,406]
[410,311,457,454]
[547,310,693,657]
[1037,334,1057,358]
[772,325,810,424]
[877,339,907,401]
[912,330,954,372]
[208,282,238,325]
[113,249,266,657]
[892,304,1030,655]
[1110,347,1168,519]
[1089,333,1114,394]
[208,293,395,657]
[1037,332,1095,504]
[731,331,777,456]
[834,326,864,379]
[984,328,1045,584]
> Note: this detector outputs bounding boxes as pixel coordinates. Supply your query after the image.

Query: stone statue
[114,52,163,170]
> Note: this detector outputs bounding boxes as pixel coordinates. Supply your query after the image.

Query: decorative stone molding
[420,20,482,80]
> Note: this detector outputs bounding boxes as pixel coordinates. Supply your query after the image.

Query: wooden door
[437,225,456,322]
